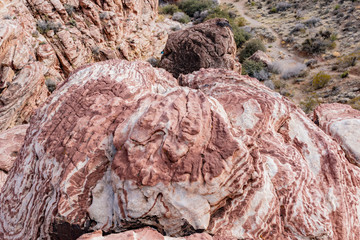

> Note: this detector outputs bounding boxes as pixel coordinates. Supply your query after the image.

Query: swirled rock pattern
[313,103,360,166]
[0,124,28,189]
[1,61,360,240]
[0,19,51,130]
[159,18,241,77]
[0,0,178,130]
[78,227,213,240]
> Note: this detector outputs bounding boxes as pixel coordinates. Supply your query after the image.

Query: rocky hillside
[0,1,360,240]
[242,0,360,112]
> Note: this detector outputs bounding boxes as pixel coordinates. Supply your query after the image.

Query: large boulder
[1,60,360,240]
[0,0,176,130]
[313,103,360,166]
[159,18,241,77]
[0,124,28,189]
[78,227,213,240]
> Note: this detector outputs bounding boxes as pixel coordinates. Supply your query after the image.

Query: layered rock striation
[1,60,360,240]
[0,0,176,131]
[313,103,360,166]
[159,18,241,77]
[0,124,28,189]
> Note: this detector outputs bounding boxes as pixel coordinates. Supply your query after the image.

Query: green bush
[36,20,62,34]
[300,96,321,113]
[178,0,214,17]
[64,4,75,16]
[233,27,252,48]
[235,16,247,27]
[348,96,360,111]
[204,5,251,48]
[174,13,191,23]
[312,71,331,89]
[341,71,349,78]
[159,4,180,15]
[270,7,278,14]
[301,38,332,54]
[238,38,266,62]
[241,59,265,76]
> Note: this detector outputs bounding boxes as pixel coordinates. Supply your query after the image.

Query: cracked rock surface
[1,60,360,239]
[159,18,241,78]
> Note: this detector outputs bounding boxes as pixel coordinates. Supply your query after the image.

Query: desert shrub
[276,2,292,11]
[235,16,247,27]
[68,18,77,27]
[233,27,252,48]
[338,51,359,69]
[238,38,266,62]
[172,12,191,23]
[178,0,215,17]
[270,60,307,79]
[300,95,321,113]
[253,69,271,81]
[312,71,331,89]
[301,38,331,54]
[205,5,232,20]
[204,5,251,48]
[242,59,265,77]
[64,4,75,16]
[348,96,360,111]
[290,23,306,34]
[36,20,61,34]
[159,4,180,15]
[304,17,320,27]
[341,71,349,78]
[269,7,278,14]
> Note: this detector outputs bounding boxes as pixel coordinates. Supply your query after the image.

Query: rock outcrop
[0,124,28,189]
[159,18,241,77]
[1,60,360,240]
[78,227,212,240]
[248,50,272,66]
[0,19,52,130]
[313,103,360,166]
[0,0,177,131]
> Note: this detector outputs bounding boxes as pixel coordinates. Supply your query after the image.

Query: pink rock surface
[313,103,360,166]
[77,228,213,240]
[0,124,28,189]
[248,50,272,66]
[0,0,176,130]
[1,61,360,240]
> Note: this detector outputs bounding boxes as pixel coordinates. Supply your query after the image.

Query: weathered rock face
[0,124,28,189]
[0,0,175,130]
[78,227,213,240]
[159,18,241,77]
[313,103,360,166]
[248,50,272,66]
[0,19,51,130]
[1,61,360,240]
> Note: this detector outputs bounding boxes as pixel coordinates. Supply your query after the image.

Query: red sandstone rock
[1,61,360,240]
[313,103,360,166]
[0,0,177,130]
[77,227,213,240]
[248,50,272,66]
[159,18,241,77]
[0,124,28,189]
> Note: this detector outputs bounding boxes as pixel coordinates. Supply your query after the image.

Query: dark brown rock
[158,18,241,77]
